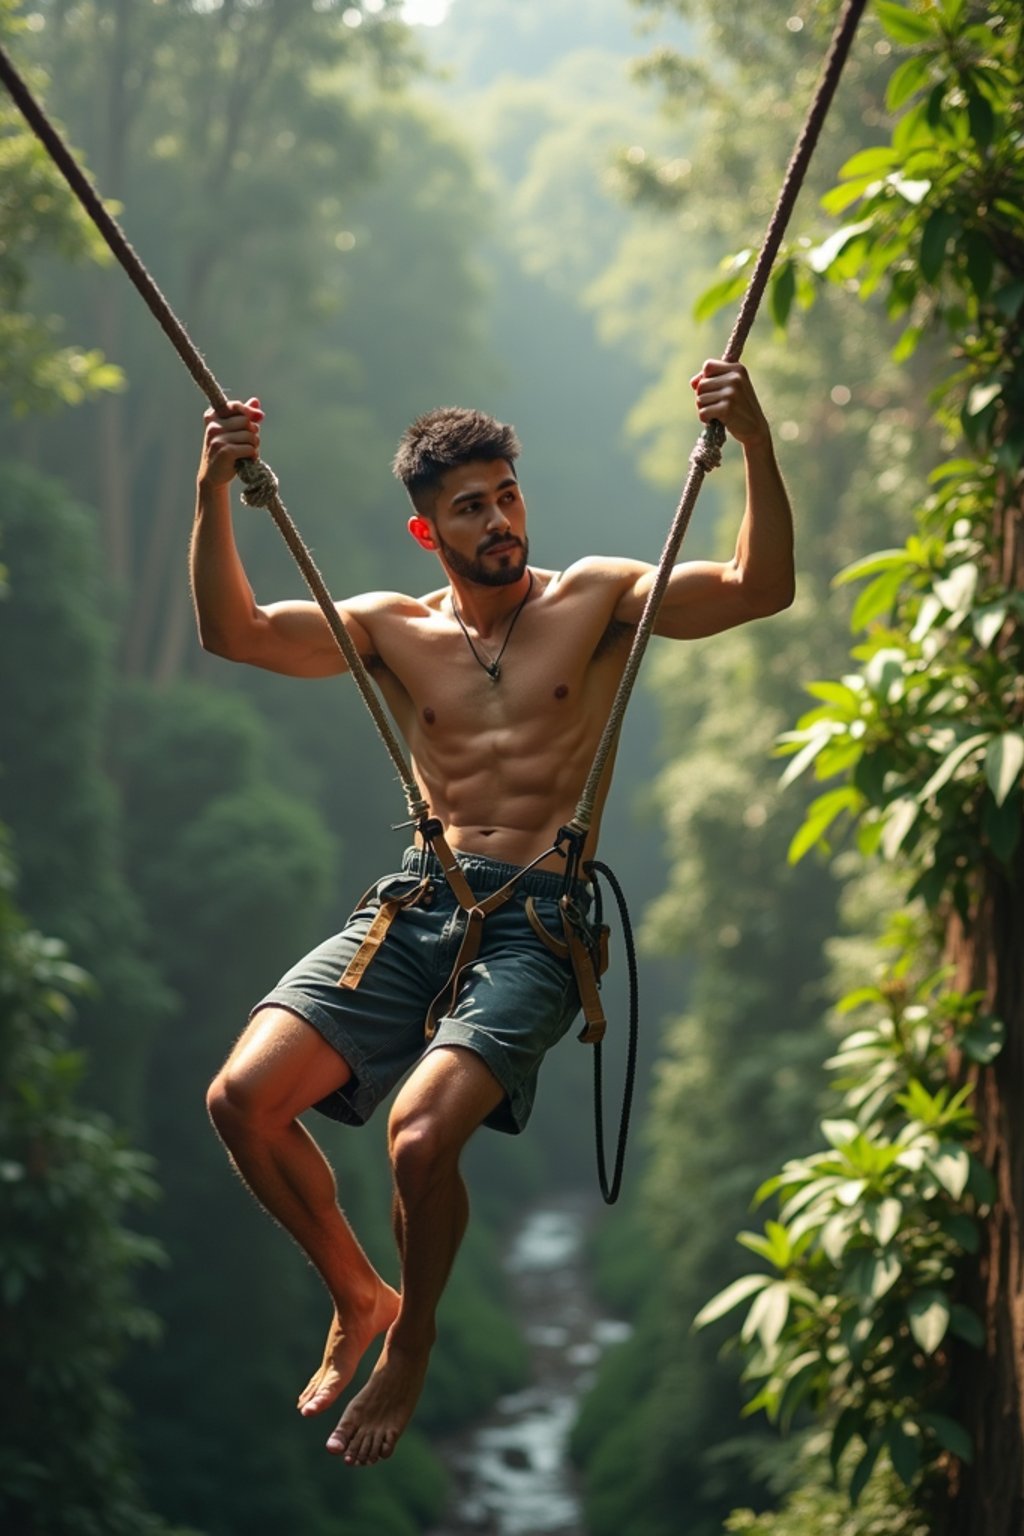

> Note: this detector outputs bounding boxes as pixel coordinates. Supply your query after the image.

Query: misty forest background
[3,2,1022,1535]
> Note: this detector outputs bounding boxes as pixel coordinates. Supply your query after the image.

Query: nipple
[554,684,569,700]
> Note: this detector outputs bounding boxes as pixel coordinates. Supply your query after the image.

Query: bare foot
[326,1334,430,1465]
[297,1282,400,1418]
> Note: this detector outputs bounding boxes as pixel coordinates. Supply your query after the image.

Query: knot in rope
[238,457,281,509]
[689,421,726,474]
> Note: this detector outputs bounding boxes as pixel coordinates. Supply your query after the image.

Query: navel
[423,706,436,726]
[554,684,569,700]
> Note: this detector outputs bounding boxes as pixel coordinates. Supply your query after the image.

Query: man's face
[409,459,529,587]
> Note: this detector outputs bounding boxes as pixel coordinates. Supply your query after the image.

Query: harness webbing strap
[337,879,433,989]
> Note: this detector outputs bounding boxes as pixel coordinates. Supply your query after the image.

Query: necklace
[451,570,534,682]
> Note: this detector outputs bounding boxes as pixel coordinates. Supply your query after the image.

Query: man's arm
[190,398,370,677]
[614,361,795,640]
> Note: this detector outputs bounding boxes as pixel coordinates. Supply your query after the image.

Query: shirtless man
[194,359,794,1467]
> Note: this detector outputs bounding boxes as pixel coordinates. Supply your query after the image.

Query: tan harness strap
[340,823,609,1044]
[422,873,525,1038]
[423,831,478,911]
[337,877,432,989]
[526,894,609,1044]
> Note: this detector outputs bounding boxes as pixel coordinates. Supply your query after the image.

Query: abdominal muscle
[406,670,618,872]
[369,564,630,873]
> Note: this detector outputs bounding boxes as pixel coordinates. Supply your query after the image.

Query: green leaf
[889,173,931,205]
[966,89,995,149]
[949,1304,985,1348]
[942,1213,980,1253]
[973,603,1007,648]
[769,261,796,328]
[786,786,863,866]
[820,176,880,216]
[918,734,990,802]
[832,548,914,587]
[888,1420,922,1488]
[871,1197,903,1246]
[965,380,1001,416]
[920,207,958,283]
[850,1431,883,1506]
[886,53,932,110]
[807,219,873,274]
[959,1014,1005,1066]
[963,229,995,300]
[741,1280,791,1352]
[868,1252,902,1299]
[932,560,978,614]
[984,734,1024,806]
[778,729,837,791]
[838,145,900,179]
[928,456,982,483]
[982,789,1021,864]
[821,1118,859,1149]
[830,1405,862,1477]
[874,0,937,43]
[907,1290,951,1354]
[694,269,750,323]
[820,1213,852,1265]
[927,1147,970,1200]
[850,568,906,631]
[882,798,920,859]
[892,323,924,363]
[863,647,907,698]
[921,1411,973,1463]
[693,1272,770,1329]
[803,679,863,711]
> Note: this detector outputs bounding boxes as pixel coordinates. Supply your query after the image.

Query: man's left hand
[690,360,770,448]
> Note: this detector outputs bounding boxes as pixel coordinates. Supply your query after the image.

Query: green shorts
[251,848,589,1135]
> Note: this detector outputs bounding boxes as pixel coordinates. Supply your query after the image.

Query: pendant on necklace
[487,662,500,682]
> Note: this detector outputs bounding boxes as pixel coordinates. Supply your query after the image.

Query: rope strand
[0,0,867,832]
[570,0,868,834]
[0,40,427,822]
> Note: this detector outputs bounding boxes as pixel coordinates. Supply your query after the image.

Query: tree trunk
[945,492,1024,1536]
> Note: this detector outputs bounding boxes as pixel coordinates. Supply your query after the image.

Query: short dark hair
[392,407,521,510]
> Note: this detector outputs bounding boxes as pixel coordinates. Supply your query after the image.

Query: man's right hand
[198,398,264,487]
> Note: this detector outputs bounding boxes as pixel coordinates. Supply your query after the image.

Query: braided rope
[569,0,868,834]
[0,41,427,821]
[1,1,865,835]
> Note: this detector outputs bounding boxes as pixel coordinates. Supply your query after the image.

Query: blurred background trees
[3,1,1019,1533]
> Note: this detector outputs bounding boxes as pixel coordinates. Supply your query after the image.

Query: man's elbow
[742,573,796,619]
[196,617,250,662]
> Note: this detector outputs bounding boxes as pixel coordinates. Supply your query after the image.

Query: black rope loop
[584,858,640,1206]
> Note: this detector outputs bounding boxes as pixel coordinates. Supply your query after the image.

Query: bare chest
[371,593,626,751]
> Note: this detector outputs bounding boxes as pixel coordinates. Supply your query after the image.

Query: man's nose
[484,503,510,533]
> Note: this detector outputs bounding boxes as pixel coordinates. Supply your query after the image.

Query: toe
[326,1418,350,1458]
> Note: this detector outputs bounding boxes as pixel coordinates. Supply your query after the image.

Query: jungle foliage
[679,1,1022,1530]
[576,2,1022,1535]
[0,835,185,1536]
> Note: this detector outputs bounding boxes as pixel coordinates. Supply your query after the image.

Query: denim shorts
[251,848,589,1135]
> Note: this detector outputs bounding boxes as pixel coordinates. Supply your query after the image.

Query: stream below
[427,1192,630,1536]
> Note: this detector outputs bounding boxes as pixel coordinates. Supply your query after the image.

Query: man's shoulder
[553,554,650,594]
[344,590,432,622]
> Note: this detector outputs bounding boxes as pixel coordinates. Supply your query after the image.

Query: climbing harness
[0,0,867,1203]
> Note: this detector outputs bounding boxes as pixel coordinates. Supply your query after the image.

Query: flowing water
[427,1194,631,1536]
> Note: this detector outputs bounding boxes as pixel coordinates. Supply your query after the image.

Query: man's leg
[206,1006,400,1414]
[328,1044,505,1465]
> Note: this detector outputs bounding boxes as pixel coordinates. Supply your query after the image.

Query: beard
[437,531,530,587]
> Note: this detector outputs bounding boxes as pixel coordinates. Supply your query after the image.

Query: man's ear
[407,515,437,552]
